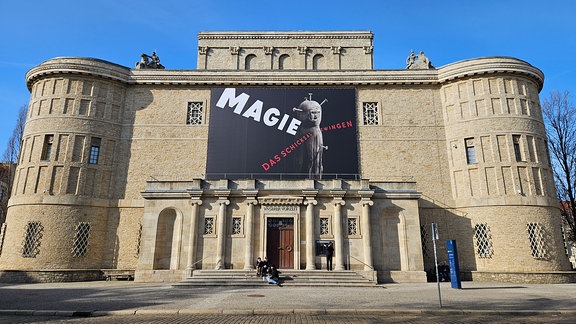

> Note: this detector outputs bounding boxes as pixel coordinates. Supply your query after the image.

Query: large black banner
[206,88,359,179]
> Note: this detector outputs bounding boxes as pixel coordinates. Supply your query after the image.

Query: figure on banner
[293,93,328,179]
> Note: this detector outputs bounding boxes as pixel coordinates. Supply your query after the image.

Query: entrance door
[266,218,294,269]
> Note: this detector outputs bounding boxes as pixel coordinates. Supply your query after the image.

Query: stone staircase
[173,269,378,287]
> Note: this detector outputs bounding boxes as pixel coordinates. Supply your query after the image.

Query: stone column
[304,198,317,270]
[361,198,374,270]
[215,199,230,269]
[244,199,258,270]
[185,198,202,276]
[333,198,346,271]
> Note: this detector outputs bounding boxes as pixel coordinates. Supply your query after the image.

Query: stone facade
[0,31,573,284]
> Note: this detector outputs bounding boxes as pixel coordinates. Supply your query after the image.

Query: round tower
[0,58,130,281]
[438,57,572,281]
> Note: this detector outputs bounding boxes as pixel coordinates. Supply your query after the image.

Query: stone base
[378,270,428,283]
[0,270,103,283]
[462,271,576,284]
[134,269,186,283]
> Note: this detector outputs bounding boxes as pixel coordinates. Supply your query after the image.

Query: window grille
[347,218,358,235]
[135,223,142,257]
[420,225,429,258]
[362,102,379,125]
[22,221,43,258]
[474,223,494,258]
[204,217,214,235]
[527,222,547,258]
[72,222,91,257]
[232,217,242,235]
[187,102,203,125]
[320,217,329,235]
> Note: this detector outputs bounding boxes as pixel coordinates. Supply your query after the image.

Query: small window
[186,102,203,125]
[474,223,494,258]
[204,217,214,235]
[465,138,477,164]
[72,222,91,257]
[527,222,546,259]
[41,135,54,161]
[347,217,358,236]
[362,102,379,125]
[89,138,101,164]
[320,217,329,235]
[232,217,242,235]
[22,221,43,258]
[513,135,523,162]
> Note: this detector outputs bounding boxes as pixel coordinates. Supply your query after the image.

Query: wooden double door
[266,218,294,269]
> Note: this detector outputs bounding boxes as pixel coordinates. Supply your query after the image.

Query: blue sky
[1,0,575,156]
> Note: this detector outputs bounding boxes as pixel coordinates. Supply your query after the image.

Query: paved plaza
[0,280,575,323]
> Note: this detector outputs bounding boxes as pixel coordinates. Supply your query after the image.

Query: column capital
[218,199,230,206]
[190,199,203,206]
[361,199,374,207]
[246,199,258,206]
[304,198,317,206]
[333,199,346,206]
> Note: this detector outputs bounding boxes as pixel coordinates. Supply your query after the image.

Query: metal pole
[431,223,442,308]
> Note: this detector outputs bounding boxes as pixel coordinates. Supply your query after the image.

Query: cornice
[198,31,374,40]
[437,56,544,90]
[25,56,544,90]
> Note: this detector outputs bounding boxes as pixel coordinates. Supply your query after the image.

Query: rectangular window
[474,223,494,258]
[204,217,214,235]
[320,217,329,235]
[72,222,91,257]
[41,135,54,161]
[89,138,101,164]
[465,138,477,164]
[362,102,379,125]
[232,217,242,235]
[187,102,203,125]
[22,221,43,258]
[527,222,546,259]
[513,135,523,162]
[347,217,358,235]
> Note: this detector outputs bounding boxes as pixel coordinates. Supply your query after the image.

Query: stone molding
[26,56,544,90]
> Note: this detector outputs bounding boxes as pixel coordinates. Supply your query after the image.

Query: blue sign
[446,239,462,289]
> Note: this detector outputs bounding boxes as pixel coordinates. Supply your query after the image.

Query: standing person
[325,242,334,271]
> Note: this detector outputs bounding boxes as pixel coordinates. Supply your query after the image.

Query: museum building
[0,31,574,284]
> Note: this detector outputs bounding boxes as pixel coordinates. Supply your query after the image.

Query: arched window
[278,54,290,70]
[245,54,257,70]
[313,54,324,70]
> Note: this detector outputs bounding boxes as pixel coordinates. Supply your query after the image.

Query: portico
[135,178,426,283]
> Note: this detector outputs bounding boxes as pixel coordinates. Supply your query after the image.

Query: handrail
[349,255,376,282]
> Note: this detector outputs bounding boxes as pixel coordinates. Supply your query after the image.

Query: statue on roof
[406,50,434,70]
[135,52,165,69]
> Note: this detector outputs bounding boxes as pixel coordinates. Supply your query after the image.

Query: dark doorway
[266,218,294,269]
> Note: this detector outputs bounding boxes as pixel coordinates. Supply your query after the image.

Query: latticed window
[527,222,547,258]
[22,221,43,258]
[362,102,379,125]
[420,225,429,258]
[135,223,142,257]
[347,218,358,235]
[187,102,203,125]
[320,217,329,235]
[232,217,242,235]
[204,217,214,235]
[474,223,494,258]
[88,137,101,164]
[72,222,91,257]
